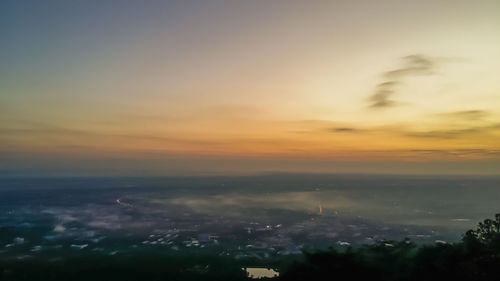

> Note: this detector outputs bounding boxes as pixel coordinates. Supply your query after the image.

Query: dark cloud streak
[368,54,439,109]
[407,123,500,139]
[329,127,360,133]
[435,110,489,121]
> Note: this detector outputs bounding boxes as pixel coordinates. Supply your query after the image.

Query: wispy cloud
[368,54,444,109]
[385,54,436,78]
[407,123,500,139]
[435,110,489,121]
[328,127,361,133]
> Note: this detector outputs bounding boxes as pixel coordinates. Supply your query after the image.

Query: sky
[1,0,500,176]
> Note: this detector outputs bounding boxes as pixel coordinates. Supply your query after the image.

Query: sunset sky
[2,0,500,176]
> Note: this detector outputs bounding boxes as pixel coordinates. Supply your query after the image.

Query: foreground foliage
[281,216,500,281]
[1,216,500,281]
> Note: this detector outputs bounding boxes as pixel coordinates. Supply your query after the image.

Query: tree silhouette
[462,214,500,251]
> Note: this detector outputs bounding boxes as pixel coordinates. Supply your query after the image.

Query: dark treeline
[281,215,500,281]
[1,216,500,281]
